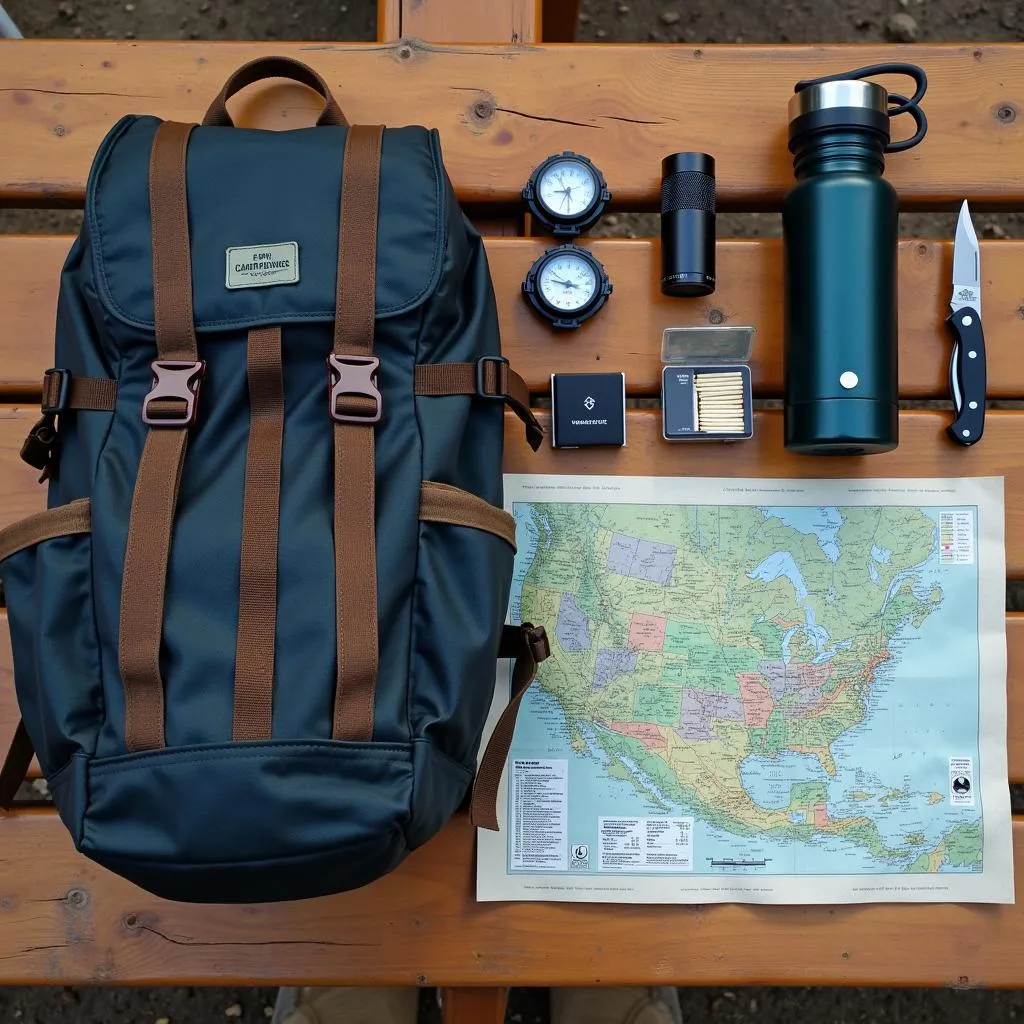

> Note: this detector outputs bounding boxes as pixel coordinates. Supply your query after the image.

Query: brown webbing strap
[23,376,118,477]
[42,372,118,413]
[330,123,385,742]
[419,481,517,550]
[233,326,285,741]
[0,720,34,809]
[414,361,544,452]
[470,623,551,830]
[0,499,90,564]
[119,120,199,753]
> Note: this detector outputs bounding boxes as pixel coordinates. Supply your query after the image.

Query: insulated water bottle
[783,64,928,455]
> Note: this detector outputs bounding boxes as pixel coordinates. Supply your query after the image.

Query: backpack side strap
[414,358,544,452]
[0,720,34,809]
[470,622,551,830]
[21,371,118,477]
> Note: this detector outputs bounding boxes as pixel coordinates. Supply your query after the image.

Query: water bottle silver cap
[789,79,889,122]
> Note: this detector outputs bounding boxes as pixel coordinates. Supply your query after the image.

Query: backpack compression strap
[414,360,543,452]
[118,120,202,752]
[232,325,285,740]
[20,371,118,478]
[470,622,551,830]
[329,124,385,741]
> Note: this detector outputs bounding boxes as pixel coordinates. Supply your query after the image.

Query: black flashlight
[660,152,716,297]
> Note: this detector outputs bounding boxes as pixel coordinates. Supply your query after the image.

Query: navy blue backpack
[0,57,548,903]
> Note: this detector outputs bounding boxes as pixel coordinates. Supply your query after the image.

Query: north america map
[477,476,1012,904]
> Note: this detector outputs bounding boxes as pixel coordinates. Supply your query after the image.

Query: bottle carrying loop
[794,62,928,153]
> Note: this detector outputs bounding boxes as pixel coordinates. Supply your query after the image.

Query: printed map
[477,475,1012,904]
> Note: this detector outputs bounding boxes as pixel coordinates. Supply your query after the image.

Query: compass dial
[536,157,599,219]
[524,152,610,238]
[538,251,599,313]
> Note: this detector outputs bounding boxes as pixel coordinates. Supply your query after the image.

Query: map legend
[509,759,568,871]
[939,509,975,565]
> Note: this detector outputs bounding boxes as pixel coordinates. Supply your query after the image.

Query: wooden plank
[4,236,1024,400]
[377,0,402,41]
[380,0,540,44]
[540,0,579,41]
[441,988,508,1024]
[0,41,1021,208]
[0,809,1019,985]
[378,0,540,45]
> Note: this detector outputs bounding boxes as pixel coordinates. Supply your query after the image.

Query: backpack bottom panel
[51,739,421,903]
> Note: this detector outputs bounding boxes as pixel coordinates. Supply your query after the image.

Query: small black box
[550,372,626,448]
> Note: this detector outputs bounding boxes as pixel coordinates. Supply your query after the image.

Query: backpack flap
[85,115,447,332]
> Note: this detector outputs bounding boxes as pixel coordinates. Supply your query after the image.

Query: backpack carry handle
[203,56,348,128]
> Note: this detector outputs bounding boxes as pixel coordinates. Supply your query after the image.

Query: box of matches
[662,364,753,441]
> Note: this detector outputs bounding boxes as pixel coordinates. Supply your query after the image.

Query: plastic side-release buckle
[328,354,382,424]
[141,360,206,427]
[20,415,57,475]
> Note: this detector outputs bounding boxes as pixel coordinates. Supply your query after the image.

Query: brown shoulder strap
[470,623,551,830]
[119,120,201,752]
[330,124,385,741]
[414,361,543,452]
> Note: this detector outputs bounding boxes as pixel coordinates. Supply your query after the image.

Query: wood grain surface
[440,988,508,1024]
[0,810,1017,986]
[3,235,1024,398]
[377,0,539,44]
[0,41,1021,207]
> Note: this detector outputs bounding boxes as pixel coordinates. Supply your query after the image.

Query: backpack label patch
[225,242,299,289]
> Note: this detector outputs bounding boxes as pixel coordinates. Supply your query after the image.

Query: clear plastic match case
[661,325,755,442]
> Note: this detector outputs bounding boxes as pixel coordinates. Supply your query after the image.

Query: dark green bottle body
[783,135,899,455]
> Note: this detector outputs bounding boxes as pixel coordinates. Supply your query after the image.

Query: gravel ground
[2,0,1023,1021]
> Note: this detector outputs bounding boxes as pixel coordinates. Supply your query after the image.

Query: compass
[523,243,612,330]
[523,152,611,238]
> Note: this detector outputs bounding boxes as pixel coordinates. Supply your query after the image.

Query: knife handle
[946,306,986,446]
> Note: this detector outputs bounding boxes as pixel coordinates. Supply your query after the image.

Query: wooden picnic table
[1,2,1023,1021]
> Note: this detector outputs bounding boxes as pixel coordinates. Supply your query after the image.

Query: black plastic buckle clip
[142,360,206,427]
[328,354,382,425]
[476,355,509,401]
[41,368,71,415]
[20,415,58,479]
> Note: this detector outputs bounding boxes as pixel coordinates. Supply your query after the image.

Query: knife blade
[947,200,986,446]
